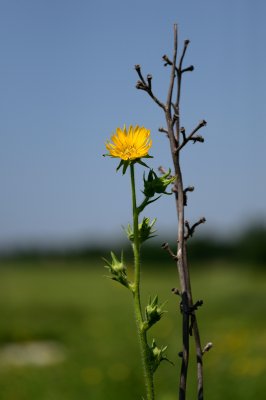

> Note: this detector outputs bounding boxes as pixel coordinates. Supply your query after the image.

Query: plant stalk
[130,163,155,400]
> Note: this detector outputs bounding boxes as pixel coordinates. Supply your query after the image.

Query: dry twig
[135,25,208,400]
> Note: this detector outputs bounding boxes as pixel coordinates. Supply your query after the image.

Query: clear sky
[1,0,266,249]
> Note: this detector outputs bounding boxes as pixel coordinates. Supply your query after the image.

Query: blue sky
[1,0,266,249]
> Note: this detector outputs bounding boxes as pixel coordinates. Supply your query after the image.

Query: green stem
[130,163,155,400]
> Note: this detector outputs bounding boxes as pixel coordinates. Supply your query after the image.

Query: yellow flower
[105,125,152,161]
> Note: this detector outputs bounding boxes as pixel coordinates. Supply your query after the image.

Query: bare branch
[135,65,166,110]
[185,218,206,240]
[172,287,181,296]
[176,120,207,152]
[190,300,204,312]
[158,165,167,175]
[202,342,213,354]
[180,126,186,141]
[162,242,178,261]
[147,74,153,90]
[166,24,178,111]
[176,40,190,108]
[162,54,172,66]
[135,25,207,400]
[158,127,169,137]
[191,135,204,144]
[183,186,195,206]
[162,54,178,73]
[179,40,190,70]
[135,64,146,84]
[181,65,194,73]
[136,80,147,90]
[184,186,195,193]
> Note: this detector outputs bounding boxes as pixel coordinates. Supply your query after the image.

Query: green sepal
[142,154,153,159]
[116,159,124,172]
[135,158,152,169]
[122,160,130,175]
[103,251,132,290]
[106,155,153,175]
[115,159,131,175]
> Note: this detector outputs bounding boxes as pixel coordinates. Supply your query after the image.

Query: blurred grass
[0,258,265,400]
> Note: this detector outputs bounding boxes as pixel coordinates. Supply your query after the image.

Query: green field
[0,259,265,400]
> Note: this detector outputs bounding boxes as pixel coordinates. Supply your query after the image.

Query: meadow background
[0,230,266,400]
[1,1,266,399]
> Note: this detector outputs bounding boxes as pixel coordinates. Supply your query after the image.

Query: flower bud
[145,296,166,329]
[139,217,156,243]
[125,217,156,244]
[143,169,176,198]
[103,252,131,290]
[150,339,172,373]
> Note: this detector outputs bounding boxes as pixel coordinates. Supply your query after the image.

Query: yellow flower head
[105,125,152,161]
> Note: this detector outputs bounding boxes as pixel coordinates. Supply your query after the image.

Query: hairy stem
[130,164,155,400]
